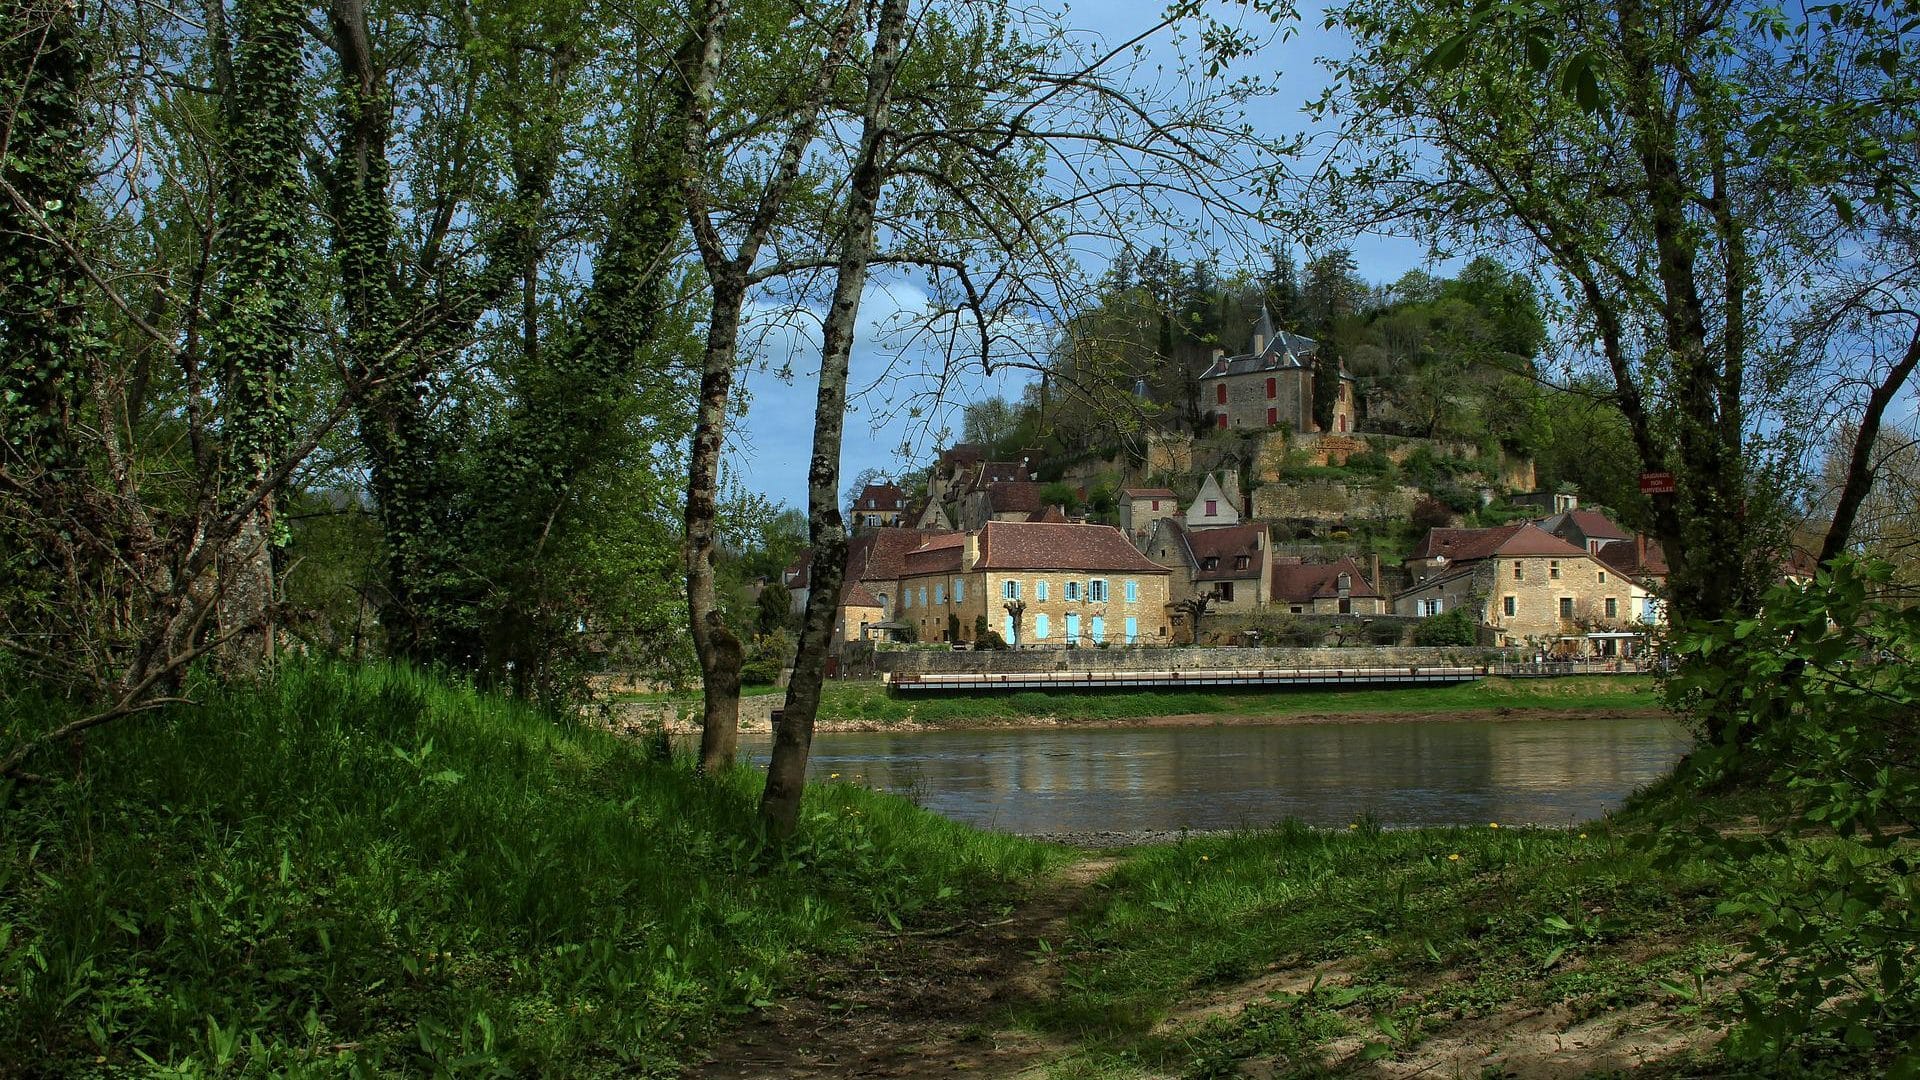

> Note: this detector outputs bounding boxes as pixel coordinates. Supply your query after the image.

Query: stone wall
[873,642,1512,675]
[1252,481,1421,525]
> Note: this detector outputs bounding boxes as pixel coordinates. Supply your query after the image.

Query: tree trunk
[688,288,747,771]
[761,0,912,837]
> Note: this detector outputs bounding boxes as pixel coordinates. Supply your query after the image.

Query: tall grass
[0,663,1056,1076]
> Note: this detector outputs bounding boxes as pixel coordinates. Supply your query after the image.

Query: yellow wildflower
[1448,853,1461,861]
[1489,822,1500,829]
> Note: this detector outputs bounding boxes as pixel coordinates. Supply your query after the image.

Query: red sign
[1638,471,1676,495]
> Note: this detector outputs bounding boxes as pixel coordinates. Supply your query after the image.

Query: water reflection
[730,717,1693,832]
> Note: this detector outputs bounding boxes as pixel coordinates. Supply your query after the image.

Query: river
[733,715,1693,833]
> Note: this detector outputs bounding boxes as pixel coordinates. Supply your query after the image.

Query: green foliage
[1663,558,1920,1073]
[0,664,1056,1074]
[1412,606,1478,647]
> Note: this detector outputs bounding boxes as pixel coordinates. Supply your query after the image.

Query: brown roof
[972,521,1168,573]
[1027,505,1070,523]
[902,533,965,575]
[1596,536,1669,578]
[972,461,1031,490]
[854,482,908,511]
[848,529,953,583]
[1271,557,1382,603]
[839,581,882,609]
[986,480,1043,515]
[1413,523,1586,563]
[939,443,986,469]
[1123,487,1178,499]
[783,551,811,590]
[1539,509,1632,543]
[1164,520,1265,581]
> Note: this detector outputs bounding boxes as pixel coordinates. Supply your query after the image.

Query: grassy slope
[1019,776,1824,1078]
[0,664,1058,1077]
[806,675,1663,727]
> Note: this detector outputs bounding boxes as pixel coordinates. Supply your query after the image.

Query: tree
[1315,0,1920,741]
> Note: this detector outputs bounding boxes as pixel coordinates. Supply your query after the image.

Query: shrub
[1364,619,1405,645]
[1411,495,1454,532]
[1412,606,1478,646]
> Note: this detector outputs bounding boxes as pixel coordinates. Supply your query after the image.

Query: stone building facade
[893,521,1172,646]
[1394,523,1655,650]
[1198,312,1357,435]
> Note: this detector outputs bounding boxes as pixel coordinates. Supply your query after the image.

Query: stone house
[1119,486,1178,546]
[893,521,1172,646]
[1144,519,1268,613]
[1597,535,1668,626]
[1198,309,1357,434]
[1184,472,1243,530]
[955,479,1043,530]
[1394,523,1654,650]
[851,482,909,531]
[1271,556,1386,615]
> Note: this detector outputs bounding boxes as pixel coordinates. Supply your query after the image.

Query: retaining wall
[872,644,1513,676]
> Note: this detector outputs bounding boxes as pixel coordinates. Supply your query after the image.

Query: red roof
[1123,487,1178,499]
[1271,557,1382,603]
[1414,523,1586,563]
[972,521,1168,573]
[1027,505,1070,523]
[1539,509,1632,544]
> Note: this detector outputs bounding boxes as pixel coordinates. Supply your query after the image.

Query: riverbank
[619,675,1665,734]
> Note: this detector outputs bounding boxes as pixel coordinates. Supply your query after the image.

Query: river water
[733,716,1693,833]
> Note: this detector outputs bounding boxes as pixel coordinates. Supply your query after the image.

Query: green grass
[1022,815,1753,1077]
[0,663,1060,1076]
[797,676,1661,727]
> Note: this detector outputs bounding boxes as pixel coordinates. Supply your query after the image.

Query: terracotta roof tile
[973,521,1168,573]
[1414,523,1586,563]
[849,529,953,582]
[840,581,882,608]
[854,482,909,511]
[1165,520,1265,580]
[1596,536,1669,577]
[1123,487,1178,499]
[986,480,1043,514]
[1271,557,1381,603]
[902,533,965,575]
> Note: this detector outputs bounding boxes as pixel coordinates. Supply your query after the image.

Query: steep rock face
[1253,481,1420,525]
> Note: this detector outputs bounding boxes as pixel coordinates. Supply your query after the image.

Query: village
[779,313,1736,675]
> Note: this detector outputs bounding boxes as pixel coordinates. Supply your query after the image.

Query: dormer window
[1205,499,1218,516]
[1234,555,1249,570]
[1337,573,1351,593]
[1201,556,1219,571]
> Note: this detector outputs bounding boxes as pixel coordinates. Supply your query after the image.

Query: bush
[1364,619,1405,645]
[1665,558,1920,1073]
[1411,495,1454,532]
[1412,606,1478,646]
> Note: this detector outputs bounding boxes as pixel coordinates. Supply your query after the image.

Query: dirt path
[687,856,1121,1079]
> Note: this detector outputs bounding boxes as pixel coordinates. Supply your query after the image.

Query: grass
[1020,809,1757,1077]
[0,663,1060,1076]
[781,675,1662,728]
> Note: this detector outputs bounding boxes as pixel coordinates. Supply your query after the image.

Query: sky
[721,0,1442,511]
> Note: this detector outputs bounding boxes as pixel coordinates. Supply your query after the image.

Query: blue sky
[722,0,1443,510]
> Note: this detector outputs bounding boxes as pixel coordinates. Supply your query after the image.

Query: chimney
[1211,347,1225,363]
[964,530,980,572]
[1368,553,1381,591]
[1635,532,1646,568]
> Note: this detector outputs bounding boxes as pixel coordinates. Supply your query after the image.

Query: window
[1089,579,1108,602]
[1549,560,1561,580]
[1003,579,1020,600]
[1034,614,1050,639]
[918,586,927,608]
[1205,499,1218,516]
[1559,597,1574,619]
[1150,499,1159,511]
[1217,414,1228,430]
[1217,582,1235,602]
[1216,383,1227,405]
[934,584,945,605]
[1124,616,1138,643]
[1201,556,1219,571]
[1090,615,1105,642]
[1513,562,1523,580]
[1338,415,1346,432]
[1267,407,1278,426]
[1336,573,1351,593]
[1266,377,1277,398]
[1605,597,1618,619]
[1234,555,1249,570]
[1290,605,1304,614]
[953,579,964,603]
[1503,595,1517,617]
[867,514,879,527]
[1125,580,1138,602]
[1597,571,1607,583]
[904,590,912,610]
[1035,580,1048,601]
[1420,598,1444,616]
[1065,581,1080,601]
